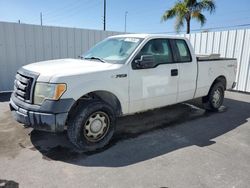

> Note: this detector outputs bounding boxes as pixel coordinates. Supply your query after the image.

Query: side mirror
[133,55,156,69]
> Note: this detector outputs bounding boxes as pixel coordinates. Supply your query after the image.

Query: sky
[0,0,250,33]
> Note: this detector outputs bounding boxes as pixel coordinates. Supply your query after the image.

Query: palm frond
[192,11,206,26]
[195,0,216,13]
[185,0,197,8]
[175,15,185,32]
[162,8,177,22]
[162,0,215,33]
[175,2,189,14]
[161,1,188,22]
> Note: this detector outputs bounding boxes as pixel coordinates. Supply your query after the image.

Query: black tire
[203,82,225,112]
[67,100,116,151]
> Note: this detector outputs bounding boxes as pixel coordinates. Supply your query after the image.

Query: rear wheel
[203,82,225,111]
[67,100,116,151]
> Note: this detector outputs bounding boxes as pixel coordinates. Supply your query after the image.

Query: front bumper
[10,93,75,132]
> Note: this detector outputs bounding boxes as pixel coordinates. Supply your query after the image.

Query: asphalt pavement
[0,91,250,188]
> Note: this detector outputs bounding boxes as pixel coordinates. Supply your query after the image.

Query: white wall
[181,29,250,92]
[0,22,249,92]
[0,22,123,91]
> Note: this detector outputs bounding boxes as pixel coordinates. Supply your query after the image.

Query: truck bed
[194,57,237,99]
[196,54,236,61]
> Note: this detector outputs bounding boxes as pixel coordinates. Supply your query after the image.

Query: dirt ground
[0,91,250,188]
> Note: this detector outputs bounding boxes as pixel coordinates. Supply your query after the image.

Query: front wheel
[67,100,116,151]
[203,82,225,111]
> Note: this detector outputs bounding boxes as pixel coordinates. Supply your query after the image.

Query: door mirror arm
[134,59,143,68]
[133,55,156,69]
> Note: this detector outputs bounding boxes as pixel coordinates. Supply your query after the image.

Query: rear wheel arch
[211,76,227,91]
[203,82,225,111]
[202,75,226,104]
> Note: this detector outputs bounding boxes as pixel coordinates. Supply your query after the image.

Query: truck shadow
[30,98,250,167]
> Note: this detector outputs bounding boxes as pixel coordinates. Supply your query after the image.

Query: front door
[129,38,179,113]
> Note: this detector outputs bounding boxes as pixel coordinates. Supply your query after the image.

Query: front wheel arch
[66,90,122,127]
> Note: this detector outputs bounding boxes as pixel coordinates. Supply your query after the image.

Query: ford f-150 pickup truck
[10,34,237,151]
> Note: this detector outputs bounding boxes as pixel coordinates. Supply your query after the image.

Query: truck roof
[110,33,186,40]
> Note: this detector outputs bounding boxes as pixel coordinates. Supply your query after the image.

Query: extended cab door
[129,38,179,113]
[170,39,197,102]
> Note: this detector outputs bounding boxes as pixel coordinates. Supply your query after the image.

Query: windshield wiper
[84,56,106,63]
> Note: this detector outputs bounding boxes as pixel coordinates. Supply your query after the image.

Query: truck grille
[14,72,34,103]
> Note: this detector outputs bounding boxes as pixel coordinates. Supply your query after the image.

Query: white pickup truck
[10,34,237,151]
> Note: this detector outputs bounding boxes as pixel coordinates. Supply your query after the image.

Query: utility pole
[40,12,43,26]
[124,11,128,33]
[103,0,106,31]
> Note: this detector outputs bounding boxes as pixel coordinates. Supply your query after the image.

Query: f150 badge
[112,74,127,78]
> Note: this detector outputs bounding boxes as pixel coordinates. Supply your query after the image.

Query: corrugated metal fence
[0,22,123,91]
[0,22,249,92]
[181,29,250,92]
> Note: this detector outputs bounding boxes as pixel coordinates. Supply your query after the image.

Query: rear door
[129,38,179,113]
[170,39,197,102]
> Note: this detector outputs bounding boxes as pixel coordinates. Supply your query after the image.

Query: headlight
[34,82,66,105]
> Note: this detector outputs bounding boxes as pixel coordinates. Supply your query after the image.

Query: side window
[137,39,173,64]
[175,39,192,62]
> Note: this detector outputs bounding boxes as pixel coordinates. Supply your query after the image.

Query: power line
[44,0,101,24]
[43,0,90,22]
[192,23,250,32]
[27,0,84,23]
[132,11,250,32]
[132,7,250,30]
[42,0,83,17]
[153,23,250,34]
[206,16,250,26]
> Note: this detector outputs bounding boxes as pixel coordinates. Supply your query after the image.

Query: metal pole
[103,0,106,31]
[125,11,128,33]
[40,12,43,26]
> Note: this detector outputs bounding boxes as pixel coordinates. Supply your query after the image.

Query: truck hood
[22,58,122,82]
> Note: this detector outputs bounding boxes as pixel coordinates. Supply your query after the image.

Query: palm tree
[162,0,215,34]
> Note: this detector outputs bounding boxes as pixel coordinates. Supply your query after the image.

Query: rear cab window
[173,39,192,62]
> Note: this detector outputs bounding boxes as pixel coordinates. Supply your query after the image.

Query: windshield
[82,37,143,64]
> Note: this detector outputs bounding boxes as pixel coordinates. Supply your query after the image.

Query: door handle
[171,69,178,76]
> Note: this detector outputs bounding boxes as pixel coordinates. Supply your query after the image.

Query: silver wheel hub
[84,112,109,142]
[90,119,102,133]
[212,89,221,107]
